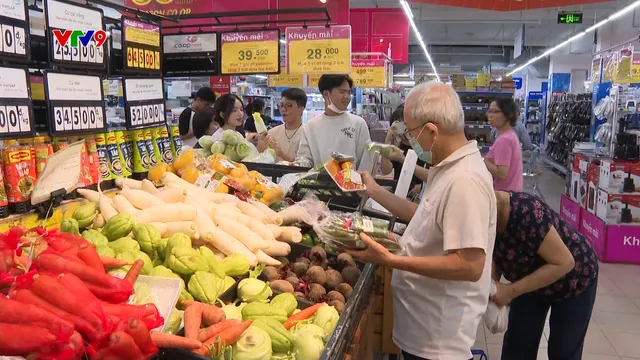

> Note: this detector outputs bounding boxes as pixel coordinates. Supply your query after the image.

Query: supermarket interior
[1,0,640,359]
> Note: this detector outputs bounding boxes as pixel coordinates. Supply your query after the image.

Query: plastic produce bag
[483,280,509,334]
[363,141,401,158]
[313,212,402,253]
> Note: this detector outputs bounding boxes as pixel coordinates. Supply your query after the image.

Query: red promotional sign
[210,76,233,94]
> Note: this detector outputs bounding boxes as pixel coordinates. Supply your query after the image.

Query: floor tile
[604,331,640,358]
[485,330,505,345]
[581,326,618,355]
[581,355,621,360]
[595,295,640,314]
[593,311,640,334]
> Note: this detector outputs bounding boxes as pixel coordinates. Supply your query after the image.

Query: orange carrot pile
[283,302,326,330]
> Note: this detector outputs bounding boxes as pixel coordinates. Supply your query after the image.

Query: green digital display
[557,12,583,24]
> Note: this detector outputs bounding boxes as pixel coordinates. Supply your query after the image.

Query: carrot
[94,331,145,360]
[194,319,253,356]
[84,282,133,304]
[150,331,202,350]
[283,302,326,330]
[122,318,158,355]
[77,242,106,272]
[0,296,74,335]
[181,300,226,326]
[124,259,144,285]
[101,303,161,320]
[57,273,107,323]
[0,323,59,356]
[197,319,239,342]
[100,255,132,269]
[184,302,204,339]
[37,253,129,291]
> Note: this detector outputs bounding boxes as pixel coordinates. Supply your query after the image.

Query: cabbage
[232,326,272,360]
[237,278,272,303]
[221,302,246,321]
[264,148,277,159]
[224,145,242,162]
[222,129,244,146]
[270,353,295,360]
[312,304,339,339]
[236,140,259,159]
[291,324,325,360]
[196,148,211,158]
[243,152,275,164]
[198,136,215,149]
[210,140,226,155]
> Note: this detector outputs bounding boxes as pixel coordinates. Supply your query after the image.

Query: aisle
[474,166,640,360]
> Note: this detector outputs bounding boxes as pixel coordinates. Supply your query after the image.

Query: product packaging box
[596,189,640,224]
[569,157,589,206]
[599,160,640,194]
[586,163,599,213]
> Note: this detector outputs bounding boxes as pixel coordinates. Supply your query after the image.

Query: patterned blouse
[493,192,599,302]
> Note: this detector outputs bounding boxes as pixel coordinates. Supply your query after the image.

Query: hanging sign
[350,59,386,88]
[269,72,304,88]
[123,17,161,73]
[632,59,640,83]
[123,78,166,129]
[162,32,218,76]
[307,73,322,88]
[45,0,105,70]
[616,46,634,83]
[210,76,232,94]
[220,29,280,75]
[44,71,106,135]
[602,52,617,83]
[591,58,602,83]
[286,25,351,74]
[0,0,29,62]
[0,66,34,139]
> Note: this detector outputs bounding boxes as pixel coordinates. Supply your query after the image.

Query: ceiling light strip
[507,0,640,76]
[399,0,440,82]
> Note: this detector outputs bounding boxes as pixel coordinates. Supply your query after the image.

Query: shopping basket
[472,349,489,359]
[522,146,544,201]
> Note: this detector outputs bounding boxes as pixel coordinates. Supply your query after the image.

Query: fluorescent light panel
[507,0,640,76]
[399,0,440,82]
[395,80,416,86]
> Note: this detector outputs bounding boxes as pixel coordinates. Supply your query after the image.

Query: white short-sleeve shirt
[391,140,497,360]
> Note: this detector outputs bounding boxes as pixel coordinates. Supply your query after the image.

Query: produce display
[197,130,276,164]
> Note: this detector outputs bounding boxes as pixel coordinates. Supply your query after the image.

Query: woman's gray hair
[404,82,465,133]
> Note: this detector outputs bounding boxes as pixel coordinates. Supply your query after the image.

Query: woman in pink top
[484,99,523,191]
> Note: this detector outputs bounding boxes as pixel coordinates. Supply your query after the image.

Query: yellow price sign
[350,60,386,88]
[286,25,351,74]
[616,47,634,83]
[269,72,304,87]
[123,19,160,47]
[308,73,322,87]
[591,58,601,83]
[221,30,280,74]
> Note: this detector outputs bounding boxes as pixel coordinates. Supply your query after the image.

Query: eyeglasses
[402,123,430,139]
[278,103,295,109]
[486,109,502,114]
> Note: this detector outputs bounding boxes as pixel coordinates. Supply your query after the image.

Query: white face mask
[324,92,346,115]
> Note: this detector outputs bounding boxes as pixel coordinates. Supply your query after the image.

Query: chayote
[60,218,80,235]
[101,213,134,241]
[133,250,154,275]
[166,246,209,276]
[187,271,223,304]
[198,246,225,278]
[164,233,192,261]
[108,237,140,254]
[253,317,294,353]
[270,293,298,316]
[219,253,251,277]
[72,202,97,229]
[95,246,115,258]
[133,223,161,255]
[241,302,288,323]
[82,229,108,248]
[154,237,169,261]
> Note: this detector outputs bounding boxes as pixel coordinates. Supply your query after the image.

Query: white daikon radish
[184,193,215,213]
[223,211,275,241]
[254,249,281,266]
[278,227,303,243]
[266,224,283,239]
[121,187,165,209]
[211,213,266,252]
[147,222,168,236]
[248,199,283,225]
[141,179,158,194]
[98,193,117,221]
[77,188,100,202]
[164,221,200,239]
[216,203,242,214]
[235,201,268,223]
[134,203,197,223]
[112,194,139,215]
[115,178,142,189]
[155,188,187,203]
[93,214,105,228]
[163,176,234,205]
[262,240,291,257]
[206,228,257,266]
[278,205,306,225]
[207,245,226,261]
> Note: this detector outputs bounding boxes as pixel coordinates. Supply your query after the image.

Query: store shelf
[456,91,515,96]
[466,124,491,129]
[462,105,489,111]
[478,145,491,151]
[543,157,569,175]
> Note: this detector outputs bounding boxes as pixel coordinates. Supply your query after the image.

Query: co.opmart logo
[51,30,108,48]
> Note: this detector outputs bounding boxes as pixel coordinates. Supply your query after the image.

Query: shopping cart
[522,146,544,201]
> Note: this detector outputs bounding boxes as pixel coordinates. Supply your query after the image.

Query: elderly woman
[492,191,598,360]
[485,99,523,191]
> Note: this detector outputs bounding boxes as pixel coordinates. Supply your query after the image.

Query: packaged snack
[323,152,365,192]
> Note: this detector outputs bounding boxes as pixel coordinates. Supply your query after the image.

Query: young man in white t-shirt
[257,88,306,162]
[295,74,371,169]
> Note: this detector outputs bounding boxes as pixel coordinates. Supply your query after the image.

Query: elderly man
[352,82,496,360]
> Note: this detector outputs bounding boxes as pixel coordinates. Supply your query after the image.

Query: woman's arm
[506,226,575,298]
[485,159,509,180]
[491,263,502,282]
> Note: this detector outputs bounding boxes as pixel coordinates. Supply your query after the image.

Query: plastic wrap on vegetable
[277,193,328,226]
[364,141,402,158]
[323,153,365,192]
[252,112,268,135]
[242,151,276,164]
[314,212,402,253]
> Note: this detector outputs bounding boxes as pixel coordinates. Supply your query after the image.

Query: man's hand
[257,133,275,152]
[490,282,517,307]
[346,233,394,265]
[357,171,380,197]
[387,146,405,163]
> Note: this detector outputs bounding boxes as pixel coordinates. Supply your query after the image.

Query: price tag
[45,71,105,135]
[123,77,165,129]
[220,30,280,75]
[0,66,34,138]
[351,60,386,88]
[286,26,351,74]
[2,25,15,54]
[45,0,105,69]
[123,17,161,73]
[0,0,29,60]
[268,72,304,87]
